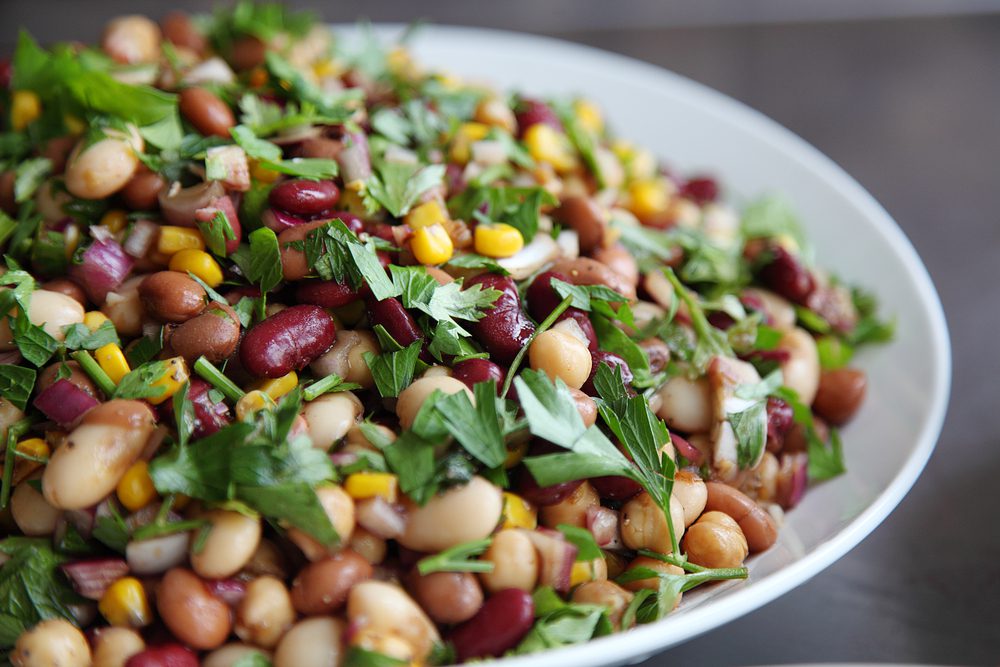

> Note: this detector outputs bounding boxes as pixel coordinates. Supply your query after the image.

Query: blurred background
[3,1,997,665]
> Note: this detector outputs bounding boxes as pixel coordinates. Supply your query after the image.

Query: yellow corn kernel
[64,224,80,261]
[344,472,399,503]
[83,311,110,332]
[250,159,282,183]
[11,90,42,131]
[570,560,600,587]
[236,389,273,420]
[386,47,412,75]
[63,114,86,136]
[95,343,131,385]
[313,58,344,79]
[12,438,49,483]
[146,357,189,405]
[524,123,578,173]
[504,439,528,469]
[474,223,524,259]
[157,226,205,256]
[99,577,152,628]
[117,461,157,512]
[627,179,670,219]
[410,224,453,266]
[501,492,537,530]
[573,99,603,134]
[100,209,129,235]
[774,232,800,254]
[405,200,448,230]
[251,371,299,402]
[450,122,490,163]
[169,248,224,288]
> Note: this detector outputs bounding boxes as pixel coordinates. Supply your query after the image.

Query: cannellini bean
[309,330,378,388]
[301,392,363,451]
[65,128,143,200]
[347,581,440,662]
[777,327,820,405]
[672,470,708,527]
[190,510,262,579]
[28,290,85,341]
[287,485,355,561]
[273,617,344,667]
[655,375,712,433]
[235,576,296,649]
[91,627,145,667]
[11,479,61,536]
[11,619,90,667]
[42,400,155,510]
[348,527,387,565]
[102,15,161,64]
[620,492,686,553]
[396,376,473,430]
[398,476,502,552]
[480,529,538,593]
[203,644,272,667]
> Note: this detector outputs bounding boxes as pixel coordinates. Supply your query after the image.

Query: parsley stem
[303,373,345,402]
[193,357,245,403]
[500,294,574,398]
[71,350,117,397]
[1,418,33,509]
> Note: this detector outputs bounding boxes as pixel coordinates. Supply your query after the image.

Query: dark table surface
[4,5,998,666]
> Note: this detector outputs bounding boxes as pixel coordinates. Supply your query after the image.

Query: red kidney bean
[559,309,598,352]
[367,297,423,348]
[640,338,671,374]
[125,644,198,667]
[514,98,562,136]
[813,368,867,425]
[581,351,633,396]
[295,280,360,309]
[328,211,364,235]
[758,245,815,304]
[263,207,311,233]
[240,304,337,378]
[765,396,795,453]
[187,378,231,439]
[517,466,583,507]
[452,358,506,392]
[269,179,340,217]
[450,588,534,661]
[680,176,720,204]
[590,476,643,501]
[526,270,571,321]
[0,60,11,90]
[467,273,534,365]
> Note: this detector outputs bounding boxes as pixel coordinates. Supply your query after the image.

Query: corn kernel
[410,224,453,266]
[251,371,298,402]
[63,114,87,136]
[573,99,603,135]
[99,577,152,628]
[250,159,282,183]
[524,124,578,173]
[157,226,205,256]
[405,200,448,230]
[501,492,537,530]
[11,90,42,131]
[95,343,131,385]
[117,461,157,512]
[344,472,399,503]
[313,58,344,79]
[571,560,600,587]
[64,224,80,261]
[11,438,49,484]
[386,47,412,75]
[627,179,670,220]
[146,357,189,405]
[84,311,110,332]
[236,390,273,420]
[474,223,524,259]
[450,122,491,163]
[504,439,528,468]
[100,209,129,235]
[169,248,224,287]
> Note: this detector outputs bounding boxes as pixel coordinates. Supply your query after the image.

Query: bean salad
[0,4,893,667]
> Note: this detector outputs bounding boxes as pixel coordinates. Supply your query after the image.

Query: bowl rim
[337,22,953,666]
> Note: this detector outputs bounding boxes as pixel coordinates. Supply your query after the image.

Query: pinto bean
[161,12,206,54]
[41,278,87,307]
[190,510,262,579]
[159,181,226,227]
[467,273,534,364]
[157,568,232,650]
[139,272,206,323]
[179,87,235,138]
[269,179,339,216]
[593,243,639,287]
[554,196,606,253]
[291,551,373,615]
[11,619,90,667]
[550,257,636,301]
[169,302,241,363]
[16,289,84,343]
[278,220,335,281]
[408,571,483,625]
[120,170,166,211]
[704,481,778,553]
[240,305,337,378]
[682,510,749,569]
[813,368,867,425]
[399,476,502,553]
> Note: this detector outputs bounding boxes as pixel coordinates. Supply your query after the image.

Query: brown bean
[139,271,207,323]
[639,337,671,374]
[0,171,15,215]
[408,571,483,625]
[549,257,637,301]
[704,481,778,553]
[593,243,639,287]
[41,279,87,307]
[291,551,373,615]
[296,137,343,160]
[159,181,226,227]
[230,36,266,71]
[169,303,241,363]
[157,568,232,650]
[38,361,98,398]
[813,368,867,425]
[554,196,606,253]
[240,305,337,378]
[161,11,206,54]
[681,511,749,569]
[121,170,166,211]
[278,220,330,281]
[179,87,236,139]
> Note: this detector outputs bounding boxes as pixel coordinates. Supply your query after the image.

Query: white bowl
[351,24,951,666]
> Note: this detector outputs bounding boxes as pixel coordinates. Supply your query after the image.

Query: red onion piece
[776,452,809,509]
[523,529,577,593]
[329,452,359,467]
[338,132,371,183]
[68,238,134,304]
[33,379,99,427]
[61,558,129,600]
[586,506,622,549]
[205,578,247,607]
[355,497,406,539]
[195,194,242,254]
[123,219,159,258]
[66,507,96,538]
[187,378,231,439]
[671,433,704,466]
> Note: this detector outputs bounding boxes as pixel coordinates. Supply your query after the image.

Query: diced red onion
[126,531,191,576]
[195,195,242,254]
[33,379,99,427]
[61,558,129,600]
[123,219,159,258]
[205,578,247,607]
[524,530,577,593]
[337,132,371,183]
[586,506,622,549]
[355,497,406,539]
[776,452,809,510]
[671,433,704,466]
[68,238,134,304]
[329,452,359,467]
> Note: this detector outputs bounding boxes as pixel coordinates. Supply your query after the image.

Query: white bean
[273,617,344,667]
[655,375,712,433]
[190,510,262,579]
[235,576,295,649]
[204,644,272,667]
[301,392,363,451]
[743,287,796,331]
[91,627,144,667]
[102,15,162,64]
[396,376,472,430]
[398,476,502,552]
[11,480,61,536]
[778,327,821,405]
[347,581,440,662]
[65,129,143,200]
[11,619,90,667]
[28,290,85,341]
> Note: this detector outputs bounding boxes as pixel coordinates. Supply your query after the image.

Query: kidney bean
[125,643,198,667]
[240,304,337,378]
[138,272,206,323]
[121,170,166,211]
[554,196,606,253]
[295,280,360,308]
[367,297,423,348]
[291,551,372,615]
[813,368,867,425]
[765,396,795,452]
[269,179,340,217]
[452,358,506,392]
[161,12,206,54]
[179,87,235,139]
[514,98,562,136]
[467,273,534,365]
[680,176,720,204]
[757,245,815,304]
[516,465,583,506]
[157,568,232,650]
[526,270,570,321]
[590,475,643,501]
[450,588,535,661]
[408,570,483,625]
[581,351,633,396]
[704,482,778,553]
[295,136,342,160]
[277,219,330,281]
[169,302,241,364]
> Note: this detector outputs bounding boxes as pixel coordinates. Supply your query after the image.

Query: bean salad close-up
[0,4,894,667]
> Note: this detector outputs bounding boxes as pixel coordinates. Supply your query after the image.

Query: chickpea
[11,479,61,536]
[620,492,686,553]
[156,568,232,650]
[190,510,262,579]
[203,644,272,667]
[347,582,440,662]
[396,376,473,430]
[273,617,344,667]
[682,511,749,569]
[235,576,296,649]
[572,581,634,629]
[11,619,90,667]
[529,329,592,389]
[408,571,483,625]
[621,555,684,592]
[301,392,363,451]
[655,375,712,434]
[480,529,538,593]
[672,470,708,527]
[398,476,502,553]
[291,551,373,615]
[102,15,162,64]
[540,481,599,529]
[288,485,355,561]
[91,627,144,667]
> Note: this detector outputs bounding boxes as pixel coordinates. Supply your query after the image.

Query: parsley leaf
[0,537,82,649]
[233,227,283,293]
[197,210,236,257]
[231,124,339,180]
[741,196,806,250]
[299,220,397,300]
[14,158,51,204]
[433,381,507,468]
[557,524,603,561]
[448,185,556,243]
[363,340,421,399]
[61,320,119,351]
[0,364,35,411]
[364,162,446,217]
[11,312,59,366]
[111,360,174,400]
[515,587,612,655]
